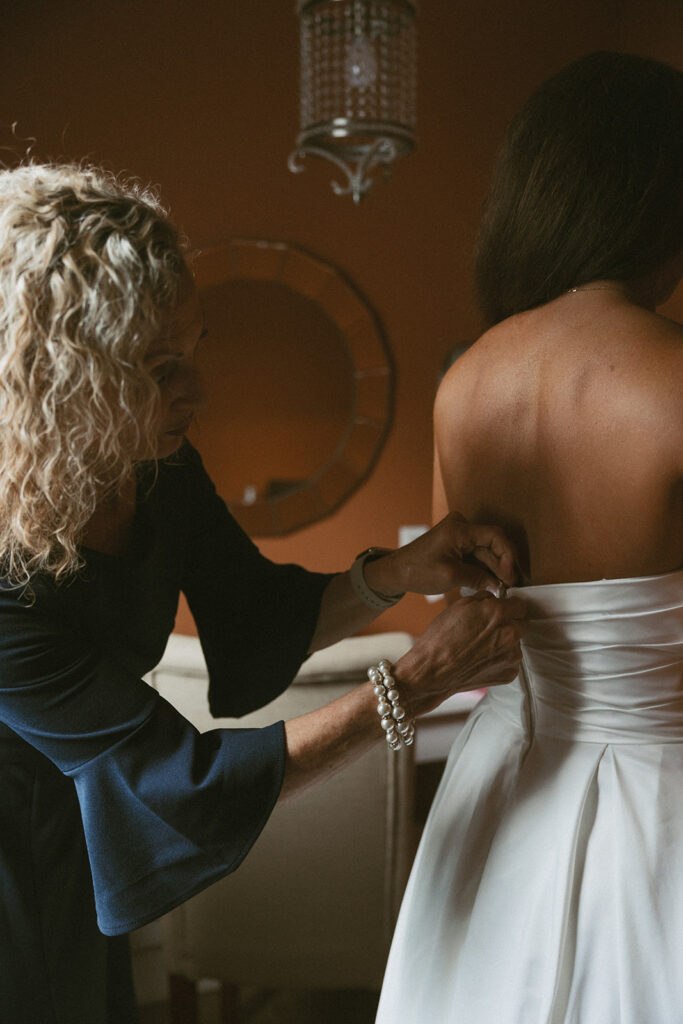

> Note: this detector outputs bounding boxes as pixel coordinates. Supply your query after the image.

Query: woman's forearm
[308,514,520,654]
[284,589,527,802]
[307,570,394,653]
[294,517,526,802]
[280,680,380,802]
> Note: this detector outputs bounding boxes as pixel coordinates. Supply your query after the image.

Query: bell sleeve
[177,445,334,717]
[0,596,286,936]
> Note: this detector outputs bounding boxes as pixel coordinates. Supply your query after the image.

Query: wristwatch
[350,547,405,611]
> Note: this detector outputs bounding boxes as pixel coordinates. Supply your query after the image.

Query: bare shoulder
[434,322,507,420]
[434,350,471,414]
[657,317,683,462]
[564,302,683,405]
[639,312,683,404]
[616,311,683,474]
[649,309,683,350]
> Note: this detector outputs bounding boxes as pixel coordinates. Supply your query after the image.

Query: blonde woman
[0,163,525,1023]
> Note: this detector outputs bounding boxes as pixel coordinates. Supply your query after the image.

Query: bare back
[434,290,683,584]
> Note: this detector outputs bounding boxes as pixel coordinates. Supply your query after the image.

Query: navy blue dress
[0,443,331,1023]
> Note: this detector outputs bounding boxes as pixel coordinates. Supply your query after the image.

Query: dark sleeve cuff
[70,702,286,936]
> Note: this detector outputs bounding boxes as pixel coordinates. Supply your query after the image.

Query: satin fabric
[0,442,331,1023]
[376,569,683,1024]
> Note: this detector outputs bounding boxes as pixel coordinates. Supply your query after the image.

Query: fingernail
[485,581,506,598]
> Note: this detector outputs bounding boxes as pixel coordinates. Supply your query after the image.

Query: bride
[377,52,683,1024]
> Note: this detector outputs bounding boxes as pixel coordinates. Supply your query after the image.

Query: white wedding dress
[376,569,683,1024]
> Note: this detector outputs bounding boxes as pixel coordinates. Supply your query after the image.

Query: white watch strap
[350,549,404,611]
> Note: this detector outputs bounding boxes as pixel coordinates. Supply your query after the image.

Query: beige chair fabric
[150,631,416,992]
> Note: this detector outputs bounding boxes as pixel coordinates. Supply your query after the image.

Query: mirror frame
[194,239,394,536]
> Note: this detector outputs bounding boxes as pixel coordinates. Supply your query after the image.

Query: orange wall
[2,1,681,637]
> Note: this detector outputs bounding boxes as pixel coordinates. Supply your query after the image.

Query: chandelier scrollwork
[289,0,418,203]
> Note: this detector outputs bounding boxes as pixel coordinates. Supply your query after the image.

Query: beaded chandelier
[288,0,417,203]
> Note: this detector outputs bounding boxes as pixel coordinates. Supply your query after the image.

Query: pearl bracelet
[368,659,415,752]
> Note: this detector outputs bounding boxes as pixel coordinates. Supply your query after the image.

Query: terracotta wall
[2,1,680,637]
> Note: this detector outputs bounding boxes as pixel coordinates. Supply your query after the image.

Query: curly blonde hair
[0,162,186,587]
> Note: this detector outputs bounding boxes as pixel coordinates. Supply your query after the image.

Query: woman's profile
[377,51,683,1023]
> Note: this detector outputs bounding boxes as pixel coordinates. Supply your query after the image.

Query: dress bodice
[487,568,683,744]
[378,568,683,1024]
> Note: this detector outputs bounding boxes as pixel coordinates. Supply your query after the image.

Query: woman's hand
[364,511,519,599]
[309,513,519,654]
[393,590,527,718]
[283,588,526,800]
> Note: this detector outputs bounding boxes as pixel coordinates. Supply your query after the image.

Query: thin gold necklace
[568,285,624,293]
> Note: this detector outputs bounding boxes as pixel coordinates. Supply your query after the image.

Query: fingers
[462,525,518,588]
[467,590,528,643]
[442,590,528,655]
[393,591,527,715]
[502,595,527,621]
[462,593,526,684]
[469,589,526,617]
[487,606,526,684]
[436,513,518,588]
[397,512,520,597]
[455,562,505,596]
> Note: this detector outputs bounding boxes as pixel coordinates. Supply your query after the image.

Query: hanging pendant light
[288,0,418,203]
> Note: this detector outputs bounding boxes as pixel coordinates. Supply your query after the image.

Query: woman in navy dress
[0,162,526,1022]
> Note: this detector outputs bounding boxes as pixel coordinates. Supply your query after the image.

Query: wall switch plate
[398,524,429,547]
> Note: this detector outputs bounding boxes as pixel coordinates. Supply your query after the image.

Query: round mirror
[189,239,394,536]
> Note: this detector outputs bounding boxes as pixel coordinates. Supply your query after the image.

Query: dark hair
[475,51,683,326]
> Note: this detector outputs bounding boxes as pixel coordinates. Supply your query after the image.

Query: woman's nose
[172,364,206,412]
